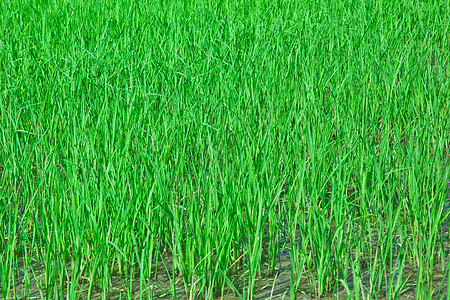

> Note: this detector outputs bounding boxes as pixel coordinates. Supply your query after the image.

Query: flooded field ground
[4,228,450,299]
[4,178,450,299]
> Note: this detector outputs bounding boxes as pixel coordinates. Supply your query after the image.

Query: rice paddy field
[1,0,450,299]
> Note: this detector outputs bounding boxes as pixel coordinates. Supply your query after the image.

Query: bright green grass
[1,0,450,299]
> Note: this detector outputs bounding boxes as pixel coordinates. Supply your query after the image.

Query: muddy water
[4,178,450,299]
[4,232,450,299]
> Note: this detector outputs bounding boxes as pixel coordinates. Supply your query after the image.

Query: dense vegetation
[1,0,449,298]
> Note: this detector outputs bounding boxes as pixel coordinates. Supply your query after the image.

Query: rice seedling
[0,0,449,299]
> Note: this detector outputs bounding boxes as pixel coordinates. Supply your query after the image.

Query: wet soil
[2,169,450,299]
[4,226,450,300]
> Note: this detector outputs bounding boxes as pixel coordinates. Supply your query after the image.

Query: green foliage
[1,0,449,298]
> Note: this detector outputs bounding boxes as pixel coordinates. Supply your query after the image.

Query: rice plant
[1,0,449,298]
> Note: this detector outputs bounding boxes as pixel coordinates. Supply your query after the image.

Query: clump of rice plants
[1,0,449,299]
